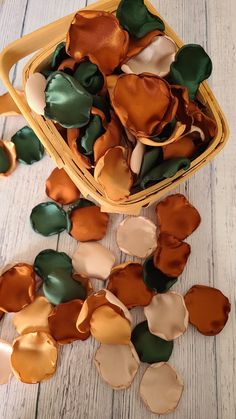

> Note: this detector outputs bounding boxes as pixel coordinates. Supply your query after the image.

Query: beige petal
[140,362,184,414]
[13,296,53,334]
[144,292,189,340]
[94,342,139,389]
[72,242,115,280]
[0,90,26,116]
[25,73,46,115]
[130,141,145,175]
[122,35,177,77]
[104,289,131,322]
[116,216,157,258]
[90,305,131,344]
[0,339,12,385]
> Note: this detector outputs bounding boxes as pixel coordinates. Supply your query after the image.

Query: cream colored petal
[189,124,205,141]
[130,141,145,175]
[25,73,46,115]
[104,289,132,322]
[140,362,184,414]
[116,216,157,259]
[122,36,177,77]
[72,242,115,280]
[144,292,189,340]
[0,339,12,385]
[94,342,139,389]
[13,296,53,334]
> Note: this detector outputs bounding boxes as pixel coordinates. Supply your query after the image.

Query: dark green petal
[151,119,177,143]
[74,61,104,95]
[45,71,93,128]
[69,198,95,212]
[0,146,10,173]
[139,147,162,181]
[170,44,212,100]
[93,95,111,122]
[143,255,177,293]
[116,0,165,38]
[79,115,105,155]
[43,268,86,305]
[11,126,44,165]
[30,202,69,236]
[131,321,173,363]
[34,249,72,280]
[140,157,190,188]
[51,42,68,70]
[40,69,53,79]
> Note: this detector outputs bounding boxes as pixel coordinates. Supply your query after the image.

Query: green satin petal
[51,42,68,70]
[93,95,111,122]
[30,202,69,236]
[41,69,53,79]
[117,0,165,38]
[43,268,86,305]
[151,119,177,143]
[140,157,190,188]
[138,147,162,182]
[143,255,177,293]
[79,115,105,155]
[45,72,93,128]
[11,126,44,165]
[131,321,173,363]
[170,44,212,100]
[69,198,95,212]
[34,249,72,280]
[74,61,104,95]
[0,146,10,173]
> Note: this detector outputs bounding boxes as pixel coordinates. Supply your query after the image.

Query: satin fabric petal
[0,90,26,116]
[143,255,177,293]
[93,112,123,163]
[125,30,163,60]
[57,57,78,72]
[25,73,47,115]
[163,135,197,160]
[0,141,17,177]
[11,126,44,165]
[67,128,92,169]
[140,157,190,188]
[13,296,53,334]
[30,202,69,236]
[0,339,12,384]
[34,249,72,281]
[43,268,86,305]
[46,167,80,204]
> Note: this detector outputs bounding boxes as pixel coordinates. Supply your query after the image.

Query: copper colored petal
[57,58,77,71]
[111,74,178,138]
[46,167,80,204]
[90,305,131,344]
[66,10,129,75]
[67,128,91,169]
[94,146,133,201]
[107,262,154,309]
[171,85,192,129]
[94,112,122,162]
[12,296,53,335]
[184,285,231,336]
[153,233,191,277]
[48,299,90,344]
[0,263,36,312]
[0,339,12,384]
[126,30,163,60]
[11,332,57,384]
[163,135,196,160]
[0,141,17,177]
[0,90,26,116]
[69,204,109,241]
[106,75,119,98]
[156,194,201,240]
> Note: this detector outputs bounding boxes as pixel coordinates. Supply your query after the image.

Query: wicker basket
[0,0,229,214]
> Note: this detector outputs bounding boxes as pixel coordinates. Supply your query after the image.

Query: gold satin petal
[0,141,17,177]
[94,112,122,162]
[48,299,90,344]
[11,332,57,384]
[154,233,191,277]
[163,134,197,160]
[90,305,131,344]
[94,342,140,389]
[0,339,12,385]
[107,262,154,309]
[140,363,184,414]
[0,90,26,116]
[106,75,120,99]
[46,167,80,205]
[66,10,129,75]
[156,194,201,240]
[94,146,133,202]
[73,273,93,296]
[111,74,178,138]
[144,292,189,340]
[70,204,109,241]
[67,128,91,169]
[138,121,186,147]
[126,30,163,60]
[0,263,36,312]
[12,296,53,335]
[57,58,78,71]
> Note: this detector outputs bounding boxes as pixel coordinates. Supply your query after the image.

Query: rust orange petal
[156,194,201,240]
[111,74,178,137]
[184,285,231,336]
[171,85,192,129]
[106,75,120,99]
[0,263,36,312]
[163,135,197,160]
[0,141,17,177]
[46,167,80,205]
[94,112,123,162]
[188,101,217,141]
[126,30,163,60]
[66,10,129,75]
[94,146,133,201]
[57,58,78,71]
[153,233,191,277]
[67,128,91,169]
[48,299,90,344]
[70,204,109,241]
[0,90,26,116]
[107,263,154,309]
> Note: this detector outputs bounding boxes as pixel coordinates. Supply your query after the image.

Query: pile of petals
[23,0,217,201]
[0,192,231,416]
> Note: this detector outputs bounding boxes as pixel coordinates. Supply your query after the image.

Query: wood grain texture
[0,0,235,418]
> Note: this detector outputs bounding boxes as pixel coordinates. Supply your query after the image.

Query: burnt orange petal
[46,167,80,204]
[153,233,191,277]
[111,74,178,137]
[67,128,91,169]
[163,134,197,160]
[106,75,120,98]
[94,112,123,162]
[184,285,231,336]
[94,146,133,201]
[48,299,90,344]
[57,58,78,71]
[66,10,129,75]
[0,263,36,312]
[69,204,109,241]
[171,85,192,129]
[0,141,17,177]
[125,30,163,60]
[188,101,217,141]
[156,194,201,240]
[90,305,131,344]
[107,262,154,309]
[0,90,26,116]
